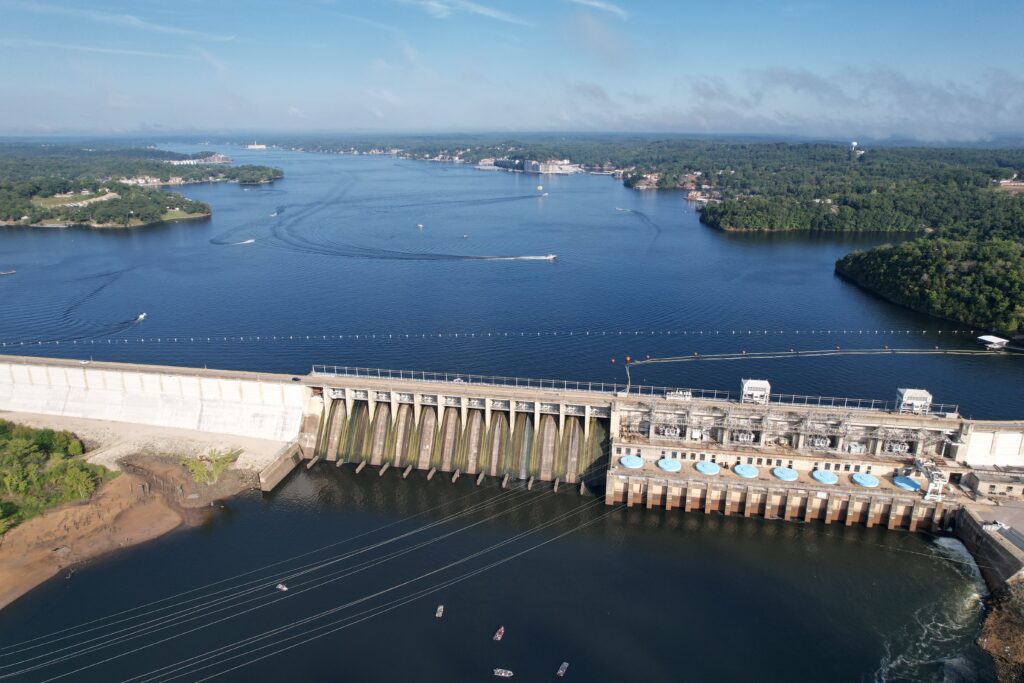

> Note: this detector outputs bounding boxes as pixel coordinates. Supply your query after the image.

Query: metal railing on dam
[309,364,959,415]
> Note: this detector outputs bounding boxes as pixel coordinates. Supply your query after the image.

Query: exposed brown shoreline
[0,212,211,230]
[0,455,254,611]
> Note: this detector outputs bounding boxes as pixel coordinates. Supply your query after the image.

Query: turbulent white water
[874,538,988,683]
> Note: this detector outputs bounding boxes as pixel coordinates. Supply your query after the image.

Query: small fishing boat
[275,583,288,592]
[557,661,569,677]
[136,312,147,322]
[435,605,444,618]
[270,212,278,217]
[493,669,513,678]
[416,223,424,229]
[0,270,15,276]
[493,626,505,641]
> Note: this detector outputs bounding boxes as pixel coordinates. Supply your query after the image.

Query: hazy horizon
[2,0,1023,142]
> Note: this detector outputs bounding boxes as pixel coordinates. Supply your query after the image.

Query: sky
[1,0,1023,141]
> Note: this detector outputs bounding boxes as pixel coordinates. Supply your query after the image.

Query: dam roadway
[2,354,1024,585]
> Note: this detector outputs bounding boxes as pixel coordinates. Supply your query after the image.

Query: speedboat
[493,626,505,641]
[0,270,14,276]
[493,669,513,678]
[435,605,444,618]
[557,661,569,677]
[275,583,288,592]
[136,312,147,322]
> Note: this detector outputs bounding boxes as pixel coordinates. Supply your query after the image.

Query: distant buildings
[485,158,583,175]
[167,153,231,166]
[522,159,583,175]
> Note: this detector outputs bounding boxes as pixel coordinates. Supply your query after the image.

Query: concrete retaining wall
[0,359,306,442]
[955,508,1024,589]
[259,442,303,491]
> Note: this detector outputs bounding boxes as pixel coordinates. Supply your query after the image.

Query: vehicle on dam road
[493,626,505,641]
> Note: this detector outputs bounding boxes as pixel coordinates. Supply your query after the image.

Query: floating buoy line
[629,347,1006,366]
[0,327,991,349]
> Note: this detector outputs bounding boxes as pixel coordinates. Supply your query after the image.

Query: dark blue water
[1,145,1020,418]
[0,469,992,682]
[0,145,1008,681]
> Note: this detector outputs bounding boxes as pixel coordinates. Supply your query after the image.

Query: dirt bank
[979,583,1024,682]
[0,455,255,611]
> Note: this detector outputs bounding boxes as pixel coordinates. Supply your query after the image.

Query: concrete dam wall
[309,393,610,485]
[0,357,307,442]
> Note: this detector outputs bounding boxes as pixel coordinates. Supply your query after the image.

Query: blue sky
[1,0,1022,140]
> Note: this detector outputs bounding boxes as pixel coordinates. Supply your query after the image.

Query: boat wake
[271,238,555,262]
[209,232,258,246]
[479,254,556,261]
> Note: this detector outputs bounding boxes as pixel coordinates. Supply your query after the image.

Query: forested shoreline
[282,135,1024,334]
[0,420,107,534]
[0,145,282,228]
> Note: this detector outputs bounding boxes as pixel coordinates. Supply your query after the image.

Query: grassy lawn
[160,209,209,222]
[30,192,101,208]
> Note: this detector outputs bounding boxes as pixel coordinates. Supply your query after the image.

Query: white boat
[270,212,278,217]
[0,270,15,276]
[978,334,1009,350]
[493,626,505,641]
[435,605,444,618]
[417,223,424,229]
[557,661,569,677]
[493,669,513,678]
[275,583,288,592]
[136,312,147,322]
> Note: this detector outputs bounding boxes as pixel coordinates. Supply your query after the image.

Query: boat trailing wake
[269,237,555,262]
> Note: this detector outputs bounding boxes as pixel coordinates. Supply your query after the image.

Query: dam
[2,354,1024,583]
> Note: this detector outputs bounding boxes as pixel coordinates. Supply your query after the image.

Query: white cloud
[363,88,404,106]
[0,38,195,60]
[5,1,234,41]
[397,0,528,25]
[566,0,628,20]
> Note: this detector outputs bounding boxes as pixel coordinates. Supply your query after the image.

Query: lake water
[0,145,1013,681]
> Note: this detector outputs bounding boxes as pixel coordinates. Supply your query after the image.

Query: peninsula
[0,145,283,229]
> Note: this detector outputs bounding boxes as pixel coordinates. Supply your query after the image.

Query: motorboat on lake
[493,669,513,678]
[435,605,444,618]
[557,662,569,677]
[135,312,147,322]
[493,626,505,641]
[275,583,288,592]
